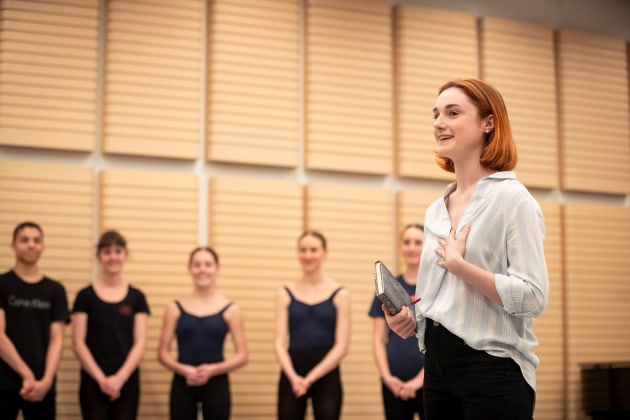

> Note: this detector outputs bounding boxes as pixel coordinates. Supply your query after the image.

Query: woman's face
[98,244,127,275]
[432,87,491,163]
[400,226,423,268]
[297,234,327,273]
[188,249,218,288]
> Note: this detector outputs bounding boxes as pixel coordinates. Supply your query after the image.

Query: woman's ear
[484,115,495,132]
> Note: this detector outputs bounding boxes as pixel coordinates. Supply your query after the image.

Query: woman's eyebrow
[433,104,460,113]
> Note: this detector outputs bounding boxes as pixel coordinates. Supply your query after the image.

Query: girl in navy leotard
[368,224,425,419]
[157,247,248,420]
[274,230,351,420]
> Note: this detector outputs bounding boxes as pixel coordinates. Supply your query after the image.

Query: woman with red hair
[385,79,549,420]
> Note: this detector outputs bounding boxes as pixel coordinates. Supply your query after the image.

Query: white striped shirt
[415,171,549,391]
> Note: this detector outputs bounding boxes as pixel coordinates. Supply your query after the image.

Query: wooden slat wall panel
[564,203,630,419]
[306,183,394,419]
[305,0,392,175]
[0,0,98,151]
[207,0,299,167]
[558,30,630,194]
[0,160,93,418]
[481,18,558,189]
[395,5,477,180]
[209,176,303,419]
[396,189,441,272]
[103,0,203,159]
[532,201,564,420]
[100,168,198,418]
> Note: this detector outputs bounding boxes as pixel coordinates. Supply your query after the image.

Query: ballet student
[274,230,351,420]
[369,223,425,419]
[0,221,69,420]
[72,230,150,420]
[158,246,248,420]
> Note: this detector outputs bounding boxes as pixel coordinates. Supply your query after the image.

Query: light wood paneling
[564,203,630,419]
[103,0,203,159]
[0,0,98,151]
[558,30,630,194]
[0,3,628,419]
[305,0,393,175]
[207,0,300,167]
[306,182,394,419]
[209,176,303,419]
[481,17,559,189]
[0,160,93,418]
[100,168,198,418]
[532,201,564,420]
[395,5,478,180]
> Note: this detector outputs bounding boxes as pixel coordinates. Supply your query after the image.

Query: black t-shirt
[0,270,69,391]
[72,285,150,375]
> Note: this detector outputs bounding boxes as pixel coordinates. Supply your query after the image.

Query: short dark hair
[13,221,43,243]
[299,230,327,250]
[188,246,219,266]
[96,230,127,255]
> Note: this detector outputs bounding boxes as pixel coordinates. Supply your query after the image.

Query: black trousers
[79,370,140,420]
[381,380,424,420]
[277,348,342,420]
[0,389,56,420]
[169,373,230,420]
[423,320,535,420]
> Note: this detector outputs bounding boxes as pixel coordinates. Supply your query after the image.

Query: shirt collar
[444,171,516,195]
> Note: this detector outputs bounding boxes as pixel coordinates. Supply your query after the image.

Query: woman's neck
[99,272,123,286]
[402,265,419,286]
[453,160,494,191]
[192,286,215,300]
[301,270,325,286]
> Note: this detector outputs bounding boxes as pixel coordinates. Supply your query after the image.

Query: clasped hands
[19,374,52,402]
[290,375,313,398]
[97,374,125,401]
[383,374,424,400]
[182,364,217,387]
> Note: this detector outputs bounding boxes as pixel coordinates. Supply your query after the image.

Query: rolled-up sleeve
[495,196,549,317]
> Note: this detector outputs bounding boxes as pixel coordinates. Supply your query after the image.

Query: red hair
[435,79,517,173]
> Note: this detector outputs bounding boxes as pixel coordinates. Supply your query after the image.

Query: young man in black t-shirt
[0,222,69,420]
